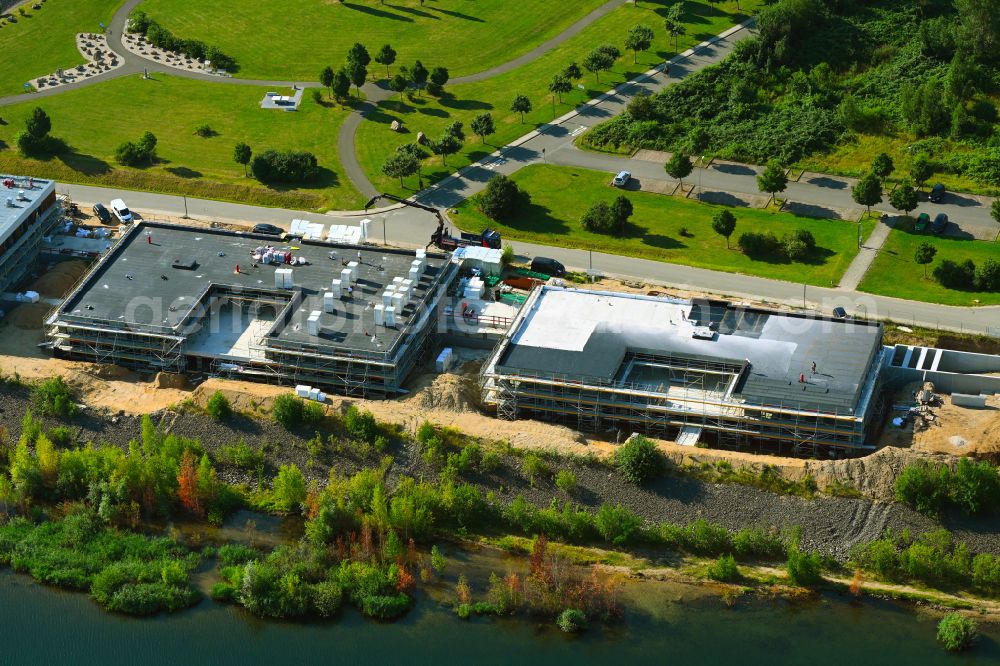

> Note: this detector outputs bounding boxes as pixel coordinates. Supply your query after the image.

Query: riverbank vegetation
[582,0,1000,197]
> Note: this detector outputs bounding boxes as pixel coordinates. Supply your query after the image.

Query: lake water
[2,566,998,665]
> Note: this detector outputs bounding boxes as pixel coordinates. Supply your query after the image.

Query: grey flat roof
[496,288,882,414]
[59,222,449,356]
[0,176,55,246]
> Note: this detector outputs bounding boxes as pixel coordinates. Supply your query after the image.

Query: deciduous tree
[374,44,396,78]
[625,24,654,63]
[871,152,895,181]
[909,154,933,189]
[664,150,693,188]
[510,94,532,123]
[471,112,495,144]
[852,171,883,217]
[889,181,918,216]
[757,160,788,201]
[664,4,687,54]
[712,209,737,248]
[233,142,252,177]
[915,242,937,278]
[319,66,334,97]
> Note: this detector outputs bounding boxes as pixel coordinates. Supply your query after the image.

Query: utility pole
[802,283,806,309]
[382,214,387,246]
[182,195,189,219]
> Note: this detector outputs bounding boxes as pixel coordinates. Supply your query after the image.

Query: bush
[222,439,265,470]
[114,131,157,167]
[933,259,976,290]
[581,200,613,233]
[250,150,320,184]
[32,376,77,419]
[731,527,785,560]
[273,464,307,512]
[614,436,664,485]
[557,608,587,633]
[206,391,231,421]
[895,459,1000,517]
[271,394,318,429]
[310,581,343,618]
[521,453,549,486]
[358,592,411,619]
[218,544,260,566]
[345,406,378,443]
[737,231,782,258]
[936,613,977,652]
[707,554,739,582]
[194,123,214,138]
[895,461,951,515]
[786,543,823,587]
[554,470,577,494]
[477,174,530,221]
[595,503,643,545]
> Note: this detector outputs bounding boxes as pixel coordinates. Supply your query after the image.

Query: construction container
[360,218,370,241]
[436,347,454,373]
[391,290,405,313]
[340,267,352,287]
[295,385,312,398]
[382,290,394,307]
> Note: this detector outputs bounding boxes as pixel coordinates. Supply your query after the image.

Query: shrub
[359,592,411,619]
[521,454,549,486]
[273,464,307,512]
[595,503,643,545]
[895,461,951,515]
[32,376,77,419]
[218,544,260,566]
[222,439,265,470]
[194,123,214,138]
[707,554,739,582]
[250,150,320,184]
[554,470,577,494]
[477,174,530,221]
[114,131,157,167]
[310,581,343,618]
[614,436,664,484]
[936,613,977,652]
[557,608,587,633]
[731,527,785,560]
[345,406,378,443]
[933,259,976,290]
[786,543,823,587]
[206,391,231,421]
[271,394,305,428]
[581,200,613,233]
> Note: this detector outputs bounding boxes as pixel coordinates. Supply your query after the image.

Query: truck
[364,193,502,251]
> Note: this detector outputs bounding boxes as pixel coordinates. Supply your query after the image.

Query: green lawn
[0,74,361,210]
[0,0,124,96]
[140,0,606,80]
[356,0,763,198]
[859,221,1000,306]
[453,165,869,286]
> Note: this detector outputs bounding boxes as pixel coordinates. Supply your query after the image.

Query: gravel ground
[2,384,997,561]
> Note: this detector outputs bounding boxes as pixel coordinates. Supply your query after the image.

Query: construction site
[44,221,457,397]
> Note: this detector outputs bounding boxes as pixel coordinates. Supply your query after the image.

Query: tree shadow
[381,99,417,116]
[782,202,841,220]
[57,151,111,176]
[428,7,485,22]
[712,162,757,176]
[387,3,438,20]
[439,97,492,111]
[804,175,848,189]
[342,2,412,22]
[417,106,448,118]
[642,234,686,250]
[262,166,340,191]
[697,191,750,207]
[165,166,203,179]
[501,201,570,234]
[798,246,836,267]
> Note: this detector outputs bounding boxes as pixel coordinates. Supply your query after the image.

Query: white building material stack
[340,267,352,287]
[274,268,293,288]
[391,290,405,313]
[330,278,342,299]
[409,259,423,282]
[436,347,454,373]
[415,248,426,260]
[463,277,484,300]
[347,261,359,283]
[384,305,396,328]
[401,278,414,302]
[360,218,371,241]
[295,385,312,398]
[306,310,321,335]
[373,303,385,326]
[382,289,394,307]
[323,292,335,313]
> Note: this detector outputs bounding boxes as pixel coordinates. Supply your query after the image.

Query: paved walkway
[838,216,895,291]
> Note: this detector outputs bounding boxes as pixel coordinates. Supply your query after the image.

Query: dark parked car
[929,183,945,203]
[931,213,949,234]
[530,256,566,277]
[92,202,112,224]
[252,223,284,236]
[914,212,930,232]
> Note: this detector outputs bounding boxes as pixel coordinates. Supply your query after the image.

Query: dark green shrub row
[128,10,236,71]
[895,458,1000,516]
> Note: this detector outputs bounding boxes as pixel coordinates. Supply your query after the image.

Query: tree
[177,450,203,517]
[332,68,351,102]
[954,0,1000,66]
[347,42,370,68]
[428,66,449,96]
[871,152,895,181]
[610,194,633,235]
[581,200,613,233]
[25,107,51,139]
[563,62,582,82]
[937,613,978,652]
[627,93,655,120]
[625,24,654,63]
[910,154,933,190]
[443,121,464,142]
[664,4,687,54]
[374,44,396,78]
[548,73,572,106]
[432,133,460,165]
[319,66,334,97]
[786,542,823,587]
[583,47,615,83]
[397,142,428,183]
[346,59,367,97]
[410,60,428,96]
[852,172,883,217]
[478,174,529,221]
[471,112,495,144]
[510,94,532,123]
[757,160,788,201]
[664,150,693,188]
[381,151,419,188]
[389,73,409,100]
[914,242,937,278]
[614,435,664,485]
[233,142,252,177]
[273,464,307,512]
[712,209,737,248]
[889,181,919,217]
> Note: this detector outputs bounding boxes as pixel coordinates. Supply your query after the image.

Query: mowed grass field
[0,74,361,210]
[454,165,870,286]
[356,0,763,198]
[859,221,1000,306]
[0,0,123,96]
[140,0,607,80]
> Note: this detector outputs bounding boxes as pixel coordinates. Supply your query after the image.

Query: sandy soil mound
[154,372,188,390]
[407,372,482,412]
[6,303,50,330]
[32,260,88,298]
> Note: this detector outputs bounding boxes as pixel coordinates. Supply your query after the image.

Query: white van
[109,198,133,224]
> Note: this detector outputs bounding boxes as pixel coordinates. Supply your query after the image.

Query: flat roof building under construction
[0,176,61,294]
[481,287,887,451]
[47,222,456,396]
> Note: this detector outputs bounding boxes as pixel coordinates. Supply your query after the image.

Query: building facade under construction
[46,222,456,397]
[0,176,61,294]
[480,287,887,452]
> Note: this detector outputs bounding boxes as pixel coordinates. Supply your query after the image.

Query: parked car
[929,183,945,203]
[530,256,566,277]
[612,170,631,187]
[832,306,848,319]
[914,212,930,232]
[92,202,112,225]
[931,212,949,234]
[252,223,284,236]
[109,198,133,224]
